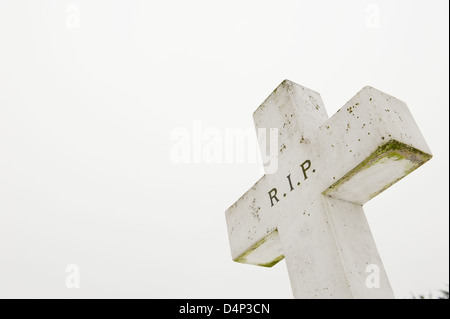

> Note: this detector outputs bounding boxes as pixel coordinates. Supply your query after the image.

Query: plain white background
[0,0,448,298]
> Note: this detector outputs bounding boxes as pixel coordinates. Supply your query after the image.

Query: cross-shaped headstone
[225,80,432,299]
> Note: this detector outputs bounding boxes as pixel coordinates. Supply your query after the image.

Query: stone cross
[225,80,432,299]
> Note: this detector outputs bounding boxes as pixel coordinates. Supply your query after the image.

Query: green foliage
[411,286,449,299]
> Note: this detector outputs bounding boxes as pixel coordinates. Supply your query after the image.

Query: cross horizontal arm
[225,176,283,267]
[313,86,432,204]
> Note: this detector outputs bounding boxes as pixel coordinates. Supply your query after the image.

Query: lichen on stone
[234,229,284,268]
[323,139,432,199]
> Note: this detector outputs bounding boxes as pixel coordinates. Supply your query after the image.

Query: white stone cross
[225,80,432,299]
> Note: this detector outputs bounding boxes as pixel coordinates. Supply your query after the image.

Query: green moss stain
[233,229,284,267]
[323,140,432,198]
[258,255,285,268]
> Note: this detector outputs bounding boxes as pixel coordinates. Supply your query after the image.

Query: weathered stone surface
[225,80,432,299]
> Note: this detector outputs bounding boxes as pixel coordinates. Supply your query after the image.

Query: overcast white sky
[0,0,448,298]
